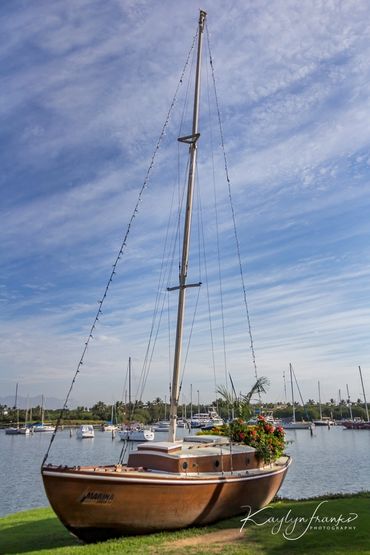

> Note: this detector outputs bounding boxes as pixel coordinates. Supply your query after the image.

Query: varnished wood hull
[42,457,290,542]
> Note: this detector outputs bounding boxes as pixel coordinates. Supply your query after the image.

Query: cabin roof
[135,438,255,459]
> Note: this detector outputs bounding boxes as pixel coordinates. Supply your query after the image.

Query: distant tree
[90,401,109,420]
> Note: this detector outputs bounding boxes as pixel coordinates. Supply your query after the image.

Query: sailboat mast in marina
[313,381,333,426]
[41,11,291,541]
[342,366,370,429]
[283,364,312,430]
[5,383,30,435]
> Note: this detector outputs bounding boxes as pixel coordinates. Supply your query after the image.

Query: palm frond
[242,377,270,405]
[216,385,236,406]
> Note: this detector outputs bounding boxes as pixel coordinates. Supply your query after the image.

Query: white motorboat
[76,425,95,439]
[191,409,223,429]
[118,427,154,441]
[153,421,170,432]
[101,423,118,432]
[33,424,55,432]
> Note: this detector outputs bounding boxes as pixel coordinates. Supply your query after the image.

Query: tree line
[0,396,368,425]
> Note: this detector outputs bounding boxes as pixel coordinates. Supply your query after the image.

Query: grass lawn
[0,493,369,555]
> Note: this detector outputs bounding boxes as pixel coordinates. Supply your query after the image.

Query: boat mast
[346,383,353,421]
[128,357,132,420]
[190,383,193,421]
[41,394,44,426]
[14,382,18,410]
[289,363,295,423]
[358,365,369,422]
[318,381,322,420]
[168,10,207,443]
[283,370,287,402]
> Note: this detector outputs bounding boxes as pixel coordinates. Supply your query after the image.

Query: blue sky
[2,0,370,408]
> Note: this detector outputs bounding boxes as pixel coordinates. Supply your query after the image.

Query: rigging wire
[41,31,198,467]
[135,157,189,403]
[205,23,260,401]
[178,284,201,402]
[193,162,218,399]
[136,43,197,403]
[205,46,229,392]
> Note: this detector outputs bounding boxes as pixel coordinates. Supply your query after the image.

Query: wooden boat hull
[42,457,290,542]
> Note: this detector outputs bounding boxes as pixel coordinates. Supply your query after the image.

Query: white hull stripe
[42,461,290,486]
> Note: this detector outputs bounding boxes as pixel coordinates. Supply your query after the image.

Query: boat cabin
[127,435,261,474]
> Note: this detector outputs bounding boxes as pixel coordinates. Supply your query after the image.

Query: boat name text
[79,491,114,504]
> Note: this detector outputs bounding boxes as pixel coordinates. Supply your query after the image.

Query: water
[0,426,369,517]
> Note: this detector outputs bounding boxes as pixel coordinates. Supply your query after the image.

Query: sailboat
[41,11,290,541]
[101,404,118,432]
[5,383,30,435]
[5,409,30,435]
[118,357,155,442]
[33,395,55,432]
[283,364,312,430]
[342,366,370,429]
[101,422,117,433]
[313,381,333,426]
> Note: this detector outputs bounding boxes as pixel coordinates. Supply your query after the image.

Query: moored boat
[283,421,313,430]
[76,425,95,439]
[33,424,55,433]
[153,421,170,432]
[313,417,334,427]
[5,426,30,435]
[191,409,224,429]
[283,364,313,430]
[341,420,370,430]
[5,384,31,435]
[118,426,154,442]
[101,424,118,432]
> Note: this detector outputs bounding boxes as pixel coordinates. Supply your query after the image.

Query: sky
[2,0,370,409]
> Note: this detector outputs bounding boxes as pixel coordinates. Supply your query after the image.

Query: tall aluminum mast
[359,365,369,422]
[168,10,207,443]
[289,363,295,423]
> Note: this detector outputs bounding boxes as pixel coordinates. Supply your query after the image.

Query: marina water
[1,426,369,518]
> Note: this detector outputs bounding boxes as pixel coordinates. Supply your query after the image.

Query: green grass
[1,493,369,554]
